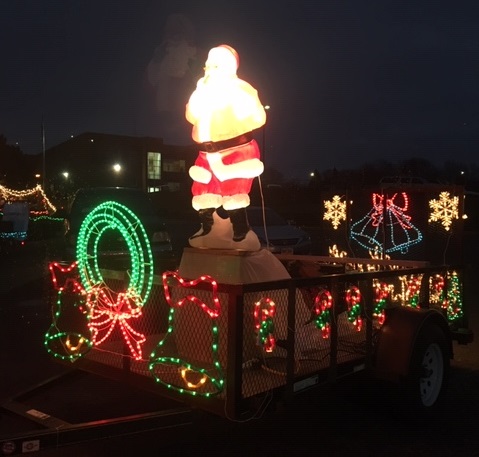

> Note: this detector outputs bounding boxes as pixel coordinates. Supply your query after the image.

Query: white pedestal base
[178,247,291,284]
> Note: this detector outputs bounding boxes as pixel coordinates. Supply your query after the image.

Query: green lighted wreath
[76,200,154,303]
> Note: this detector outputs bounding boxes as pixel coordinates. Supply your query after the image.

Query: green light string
[31,215,64,222]
[258,319,275,350]
[76,201,153,303]
[149,308,223,397]
[446,271,463,322]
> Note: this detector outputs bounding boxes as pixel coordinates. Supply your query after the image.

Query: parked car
[0,201,29,241]
[246,206,312,254]
[62,187,173,267]
[0,201,29,252]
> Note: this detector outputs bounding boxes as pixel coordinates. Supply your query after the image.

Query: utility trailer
[0,248,473,455]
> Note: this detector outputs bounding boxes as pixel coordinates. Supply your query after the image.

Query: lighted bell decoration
[44,263,92,362]
[185,44,267,251]
[149,272,225,397]
[350,192,423,255]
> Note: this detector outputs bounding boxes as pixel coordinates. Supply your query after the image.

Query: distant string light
[329,244,347,258]
[0,184,56,214]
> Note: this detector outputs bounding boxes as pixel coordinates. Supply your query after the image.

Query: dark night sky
[1,0,479,180]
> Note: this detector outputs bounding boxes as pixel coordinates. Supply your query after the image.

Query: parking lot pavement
[6,347,479,457]
[2,238,479,456]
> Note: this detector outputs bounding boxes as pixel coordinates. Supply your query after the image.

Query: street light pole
[262,105,270,168]
[41,118,46,190]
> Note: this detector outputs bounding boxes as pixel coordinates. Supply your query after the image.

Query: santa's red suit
[185,45,266,249]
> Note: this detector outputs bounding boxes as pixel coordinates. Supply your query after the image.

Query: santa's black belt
[199,133,252,152]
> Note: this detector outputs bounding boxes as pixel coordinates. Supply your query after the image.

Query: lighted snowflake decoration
[324,195,346,229]
[428,191,459,231]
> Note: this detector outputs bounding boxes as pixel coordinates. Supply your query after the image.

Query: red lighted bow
[86,286,146,360]
[162,271,221,318]
[371,192,412,229]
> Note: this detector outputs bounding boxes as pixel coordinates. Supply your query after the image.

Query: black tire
[406,324,450,412]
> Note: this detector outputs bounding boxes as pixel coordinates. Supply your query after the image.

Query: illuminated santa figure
[185,44,267,250]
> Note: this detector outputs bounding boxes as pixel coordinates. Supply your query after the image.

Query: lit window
[148,152,161,179]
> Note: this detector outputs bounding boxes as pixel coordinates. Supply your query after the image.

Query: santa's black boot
[190,207,215,240]
[228,208,250,242]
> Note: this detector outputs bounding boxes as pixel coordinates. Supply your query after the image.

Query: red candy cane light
[254,297,276,353]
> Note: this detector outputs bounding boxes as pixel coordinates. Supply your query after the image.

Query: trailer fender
[373,306,452,383]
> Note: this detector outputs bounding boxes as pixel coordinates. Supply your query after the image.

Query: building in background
[45,132,196,205]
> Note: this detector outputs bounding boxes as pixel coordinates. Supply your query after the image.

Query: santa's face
[203,47,237,83]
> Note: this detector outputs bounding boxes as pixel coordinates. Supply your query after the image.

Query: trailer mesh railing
[45,261,465,419]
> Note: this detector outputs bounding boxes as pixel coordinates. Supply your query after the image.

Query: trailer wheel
[408,324,449,410]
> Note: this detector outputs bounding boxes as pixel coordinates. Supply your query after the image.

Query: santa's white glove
[189,165,212,184]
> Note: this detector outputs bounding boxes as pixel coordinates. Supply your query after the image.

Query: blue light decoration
[0,231,27,240]
[350,192,423,255]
